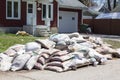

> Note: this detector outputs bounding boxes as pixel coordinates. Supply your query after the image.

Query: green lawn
[0,33,45,52]
[0,33,120,53]
[104,39,120,49]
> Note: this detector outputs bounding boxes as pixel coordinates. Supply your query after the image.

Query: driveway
[0,59,120,80]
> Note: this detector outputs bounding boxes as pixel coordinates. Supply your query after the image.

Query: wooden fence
[83,19,120,35]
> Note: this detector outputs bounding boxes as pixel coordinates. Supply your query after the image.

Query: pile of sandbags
[0,32,120,72]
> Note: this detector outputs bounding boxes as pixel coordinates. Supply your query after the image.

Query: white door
[27,2,36,25]
[59,11,78,33]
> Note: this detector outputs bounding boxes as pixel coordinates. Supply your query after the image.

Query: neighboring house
[83,9,100,19]
[0,0,87,35]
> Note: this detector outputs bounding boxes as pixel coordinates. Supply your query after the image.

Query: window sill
[6,17,21,20]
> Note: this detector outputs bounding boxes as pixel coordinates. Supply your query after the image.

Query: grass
[104,39,120,49]
[0,33,120,53]
[0,33,46,52]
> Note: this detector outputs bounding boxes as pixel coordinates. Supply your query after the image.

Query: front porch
[23,0,55,36]
[23,25,51,36]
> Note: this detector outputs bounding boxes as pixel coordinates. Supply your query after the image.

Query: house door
[27,1,36,25]
[59,11,78,33]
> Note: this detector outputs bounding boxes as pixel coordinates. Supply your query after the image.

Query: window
[42,3,53,20]
[28,4,33,13]
[6,0,21,19]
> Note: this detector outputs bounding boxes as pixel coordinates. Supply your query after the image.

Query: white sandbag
[0,53,13,71]
[10,44,25,52]
[11,54,31,71]
[88,48,107,65]
[44,66,63,72]
[45,61,63,69]
[25,42,41,52]
[68,44,89,53]
[96,46,118,55]
[0,61,12,71]
[48,49,60,55]
[53,51,68,57]
[37,56,46,65]
[34,62,44,70]
[89,37,103,45]
[55,41,68,50]
[4,48,16,57]
[35,39,55,49]
[49,34,70,42]
[95,37,104,45]
[25,55,39,70]
[103,54,112,60]
[50,54,74,62]
[71,36,86,43]
[67,32,80,38]
[88,58,99,66]
[62,55,90,70]
[79,41,95,48]
[6,44,25,55]
[41,52,50,59]
[70,52,85,59]
[62,60,73,71]
[74,58,90,67]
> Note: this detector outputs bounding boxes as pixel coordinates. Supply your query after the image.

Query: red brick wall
[51,0,58,27]
[37,0,58,27]
[37,3,45,25]
[0,0,26,27]
[59,8,82,32]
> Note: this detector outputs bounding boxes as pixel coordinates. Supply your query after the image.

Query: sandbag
[79,41,95,48]
[10,44,25,52]
[4,48,16,57]
[34,62,44,70]
[73,58,90,67]
[88,48,107,65]
[44,66,63,72]
[52,51,68,57]
[55,41,68,50]
[37,56,46,65]
[48,49,60,55]
[88,58,99,66]
[45,61,63,69]
[25,55,39,70]
[25,42,41,52]
[50,54,74,62]
[112,48,120,58]
[70,52,85,59]
[68,44,89,54]
[6,44,25,55]
[71,36,86,43]
[49,34,70,43]
[103,54,112,60]
[35,39,55,49]
[40,52,50,59]
[96,46,118,56]
[11,54,31,71]
[0,53,13,71]
[67,32,80,38]
[62,56,90,70]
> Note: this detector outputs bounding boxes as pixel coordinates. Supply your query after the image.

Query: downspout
[57,0,59,32]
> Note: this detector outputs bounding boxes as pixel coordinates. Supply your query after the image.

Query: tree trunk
[107,0,111,11]
[113,0,117,9]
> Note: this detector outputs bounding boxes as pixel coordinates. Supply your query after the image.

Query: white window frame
[6,0,21,20]
[42,3,53,21]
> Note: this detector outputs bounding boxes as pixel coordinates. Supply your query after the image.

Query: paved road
[0,59,120,80]
[82,34,120,41]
